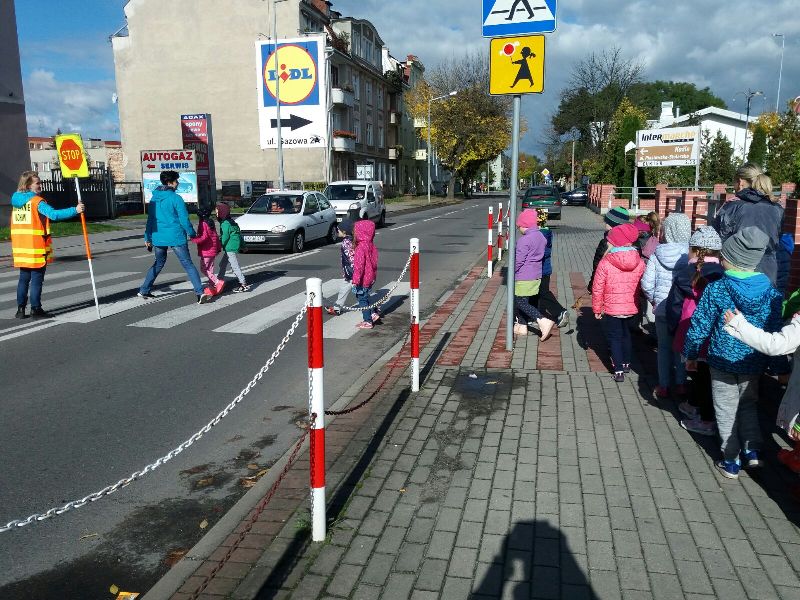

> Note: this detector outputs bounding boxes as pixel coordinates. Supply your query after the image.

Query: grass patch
[115,213,148,220]
[0,221,124,241]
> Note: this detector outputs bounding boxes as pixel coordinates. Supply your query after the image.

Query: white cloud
[24,69,119,139]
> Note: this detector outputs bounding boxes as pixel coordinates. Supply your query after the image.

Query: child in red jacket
[592,223,646,382]
[191,208,224,296]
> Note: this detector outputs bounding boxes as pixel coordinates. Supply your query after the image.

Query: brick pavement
[156,207,800,600]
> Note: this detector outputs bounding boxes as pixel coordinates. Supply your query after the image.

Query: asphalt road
[0,196,498,597]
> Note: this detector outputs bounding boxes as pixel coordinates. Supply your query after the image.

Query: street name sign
[635,126,700,167]
[54,134,90,178]
[482,0,557,37]
[489,35,545,96]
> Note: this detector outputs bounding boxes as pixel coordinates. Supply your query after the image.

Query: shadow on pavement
[471,520,594,599]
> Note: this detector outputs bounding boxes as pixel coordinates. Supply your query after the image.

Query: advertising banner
[636,126,701,167]
[181,114,213,206]
[140,149,198,206]
[142,172,198,206]
[255,35,327,149]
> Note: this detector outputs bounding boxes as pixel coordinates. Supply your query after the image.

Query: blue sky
[15,0,800,155]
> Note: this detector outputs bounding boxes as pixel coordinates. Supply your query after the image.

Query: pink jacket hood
[352,220,378,288]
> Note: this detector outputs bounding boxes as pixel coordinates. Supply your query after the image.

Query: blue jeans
[17,266,46,308]
[354,285,372,322]
[655,314,686,389]
[140,244,204,295]
[602,315,634,371]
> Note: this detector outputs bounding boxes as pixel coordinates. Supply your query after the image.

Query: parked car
[235,190,338,253]
[561,186,588,206]
[521,185,562,220]
[323,180,386,227]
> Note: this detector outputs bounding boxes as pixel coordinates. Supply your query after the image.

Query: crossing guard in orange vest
[10,171,84,319]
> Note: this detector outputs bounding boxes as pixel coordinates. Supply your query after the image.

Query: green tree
[766,110,800,185]
[747,124,768,169]
[627,81,727,119]
[593,98,648,188]
[700,130,735,185]
[518,152,542,184]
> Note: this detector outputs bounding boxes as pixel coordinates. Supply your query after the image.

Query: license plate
[336,217,343,222]
[244,235,265,242]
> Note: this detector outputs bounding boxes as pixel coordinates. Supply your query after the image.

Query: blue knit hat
[604,206,630,227]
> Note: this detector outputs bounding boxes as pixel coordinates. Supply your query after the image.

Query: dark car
[521,185,562,220]
[561,186,588,206]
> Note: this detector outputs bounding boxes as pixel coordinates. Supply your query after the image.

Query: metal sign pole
[272,0,285,189]
[694,125,701,190]
[506,95,521,351]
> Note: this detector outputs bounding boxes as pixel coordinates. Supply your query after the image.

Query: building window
[331,65,339,88]
[365,42,371,63]
[366,123,373,146]
[378,126,384,148]
[377,88,384,109]
[354,120,361,143]
[352,31,361,58]
[332,111,342,130]
[365,81,372,106]
[374,44,381,67]
[390,164,397,186]
[352,73,360,100]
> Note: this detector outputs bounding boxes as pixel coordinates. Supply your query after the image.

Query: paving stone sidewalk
[165,207,800,600]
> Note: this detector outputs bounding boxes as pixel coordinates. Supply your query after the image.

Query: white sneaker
[538,318,556,341]
[557,310,569,328]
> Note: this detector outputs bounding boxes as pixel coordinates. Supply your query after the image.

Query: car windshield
[525,187,555,198]
[325,184,366,201]
[248,194,302,215]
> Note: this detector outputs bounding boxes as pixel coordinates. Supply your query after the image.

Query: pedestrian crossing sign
[482,0,557,37]
[489,35,545,96]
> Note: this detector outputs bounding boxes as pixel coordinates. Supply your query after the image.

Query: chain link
[0,304,309,534]
[338,250,414,313]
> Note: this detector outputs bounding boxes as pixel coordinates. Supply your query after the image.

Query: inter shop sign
[635,126,701,168]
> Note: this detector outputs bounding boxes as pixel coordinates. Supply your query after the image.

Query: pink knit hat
[517,209,538,229]
[607,223,639,247]
[634,219,650,233]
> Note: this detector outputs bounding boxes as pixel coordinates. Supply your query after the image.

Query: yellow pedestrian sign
[489,35,545,96]
[54,134,90,178]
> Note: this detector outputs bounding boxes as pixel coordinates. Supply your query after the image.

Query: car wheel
[290,229,305,253]
[378,210,386,228]
[327,224,338,244]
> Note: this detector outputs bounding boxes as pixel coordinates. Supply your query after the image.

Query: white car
[235,191,338,253]
[323,180,386,227]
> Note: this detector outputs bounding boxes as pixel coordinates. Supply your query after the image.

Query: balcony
[389,111,401,125]
[415,149,427,160]
[333,135,356,152]
[389,147,401,160]
[413,117,427,128]
[331,87,355,107]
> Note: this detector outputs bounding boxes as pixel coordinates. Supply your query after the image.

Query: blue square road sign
[482,0,557,37]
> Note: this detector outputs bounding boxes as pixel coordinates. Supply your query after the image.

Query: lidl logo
[261,42,319,106]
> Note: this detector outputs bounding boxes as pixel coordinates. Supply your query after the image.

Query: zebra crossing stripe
[214,279,341,335]
[0,272,137,304]
[0,271,84,291]
[129,275,303,330]
[0,320,62,343]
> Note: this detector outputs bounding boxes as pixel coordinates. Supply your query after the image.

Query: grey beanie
[662,213,692,244]
[689,225,722,251]
[721,226,769,270]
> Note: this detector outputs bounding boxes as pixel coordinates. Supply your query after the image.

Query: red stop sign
[59,139,85,171]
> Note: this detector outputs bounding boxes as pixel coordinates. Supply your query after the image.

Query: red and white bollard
[306,278,326,542]
[497,202,504,262]
[487,206,494,278]
[410,238,420,392]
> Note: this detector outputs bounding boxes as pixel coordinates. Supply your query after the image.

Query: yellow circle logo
[263,45,317,105]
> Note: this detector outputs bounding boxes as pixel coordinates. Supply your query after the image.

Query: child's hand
[594,313,602,320]
[685,360,698,372]
[724,308,740,324]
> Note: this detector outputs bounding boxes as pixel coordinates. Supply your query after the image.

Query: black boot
[15,305,28,319]
[30,307,53,319]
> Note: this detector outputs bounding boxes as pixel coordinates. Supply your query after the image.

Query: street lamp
[428,90,457,204]
[272,0,288,189]
[734,89,764,159]
[773,33,785,113]
[568,128,580,190]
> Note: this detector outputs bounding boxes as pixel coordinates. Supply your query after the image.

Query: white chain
[0,304,309,534]
[339,250,414,313]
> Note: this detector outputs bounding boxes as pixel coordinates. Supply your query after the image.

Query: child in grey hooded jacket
[641,212,691,397]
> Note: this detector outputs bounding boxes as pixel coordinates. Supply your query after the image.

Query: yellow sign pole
[55,134,101,319]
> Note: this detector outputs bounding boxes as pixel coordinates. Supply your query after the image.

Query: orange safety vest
[10,196,53,268]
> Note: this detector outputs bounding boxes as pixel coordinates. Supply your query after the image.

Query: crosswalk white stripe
[129,275,303,330]
[0,271,23,281]
[321,281,410,339]
[0,271,137,304]
[0,270,84,291]
[214,278,340,335]
[0,320,62,343]
[58,279,192,323]
[40,277,170,313]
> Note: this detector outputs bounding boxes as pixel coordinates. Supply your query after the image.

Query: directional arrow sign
[269,114,313,131]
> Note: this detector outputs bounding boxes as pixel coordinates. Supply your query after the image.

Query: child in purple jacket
[514,209,555,340]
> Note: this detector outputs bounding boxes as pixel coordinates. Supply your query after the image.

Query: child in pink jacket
[352,219,380,330]
[592,223,646,382]
[191,208,224,296]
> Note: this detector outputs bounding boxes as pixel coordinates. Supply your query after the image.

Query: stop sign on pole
[55,134,90,178]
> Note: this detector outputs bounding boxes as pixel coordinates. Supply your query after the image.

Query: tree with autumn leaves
[404,52,515,198]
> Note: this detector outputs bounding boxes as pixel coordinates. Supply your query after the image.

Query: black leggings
[532,274,566,320]
[689,361,715,422]
[514,295,544,324]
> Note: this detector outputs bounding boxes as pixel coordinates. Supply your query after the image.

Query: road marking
[0,271,137,304]
[129,275,304,330]
[0,320,62,342]
[0,271,23,281]
[392,204,481,230]
[320,281,410,339]
[214,278,340,335]
[58,279,191,323]
[130,253,154,259]
[392,222,417,231]
[0,270,84,291]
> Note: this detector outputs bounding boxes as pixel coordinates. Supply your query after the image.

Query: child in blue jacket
[684,227,785,479]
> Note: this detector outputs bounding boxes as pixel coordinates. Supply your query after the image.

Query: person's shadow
[471,520,594,599]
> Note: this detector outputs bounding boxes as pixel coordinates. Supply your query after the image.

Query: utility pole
[773,33,785,113]
[272,0,286,189]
